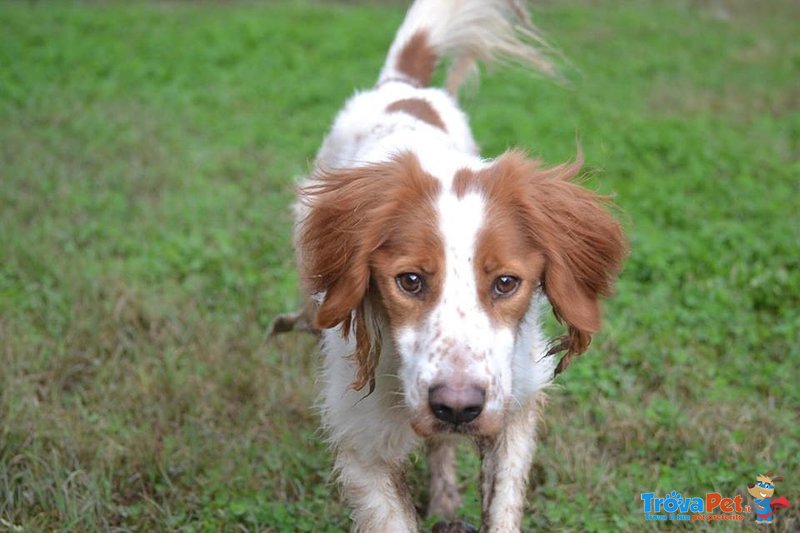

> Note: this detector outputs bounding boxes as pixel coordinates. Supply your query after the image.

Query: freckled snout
[428,383,486,425]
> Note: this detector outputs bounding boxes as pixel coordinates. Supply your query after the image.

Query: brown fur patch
[452,168,475,198]
[370,176,444,330]
[396,30,438,87]
[476,223,546,328]
[386,98,447,131]
[298,152,443,390]
[453,151,627,372]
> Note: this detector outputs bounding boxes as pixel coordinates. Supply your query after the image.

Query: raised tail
[377,0,555,94]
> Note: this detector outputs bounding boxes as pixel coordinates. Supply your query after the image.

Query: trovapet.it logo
[642,471,792,524]
[641,491,750,523]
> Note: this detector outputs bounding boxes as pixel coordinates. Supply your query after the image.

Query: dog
[290,1,627,530]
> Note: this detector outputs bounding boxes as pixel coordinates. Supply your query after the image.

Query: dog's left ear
[497,151,627,372]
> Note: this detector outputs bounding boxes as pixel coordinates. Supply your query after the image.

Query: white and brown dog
[289,1,627,530]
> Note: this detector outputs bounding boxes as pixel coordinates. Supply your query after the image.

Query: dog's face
[372,185,547,436]
[299,151,626,437]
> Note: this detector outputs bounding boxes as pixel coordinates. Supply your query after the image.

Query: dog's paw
[432,520,479,533]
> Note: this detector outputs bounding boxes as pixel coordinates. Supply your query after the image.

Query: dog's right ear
[298,164,393,328]
[298,157,427,391]
[297,153,440,390]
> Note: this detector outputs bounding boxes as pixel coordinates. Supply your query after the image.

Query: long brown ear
[492,151,627,373]
[297,165,389,392]
[296,153,437,391]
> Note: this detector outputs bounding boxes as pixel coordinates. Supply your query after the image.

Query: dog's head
[298,151,626,436]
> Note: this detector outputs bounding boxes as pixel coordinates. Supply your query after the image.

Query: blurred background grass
[0,0,798,530]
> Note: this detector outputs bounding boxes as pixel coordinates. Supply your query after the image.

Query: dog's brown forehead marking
[386,98,447,131]
[452,167,477,198]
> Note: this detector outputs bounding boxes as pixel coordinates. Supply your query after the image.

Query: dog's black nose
[428,384,486,425]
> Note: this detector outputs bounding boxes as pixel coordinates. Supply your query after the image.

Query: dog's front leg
[477,394,543,532]
[335,447,418,533]
[426,435,461,520]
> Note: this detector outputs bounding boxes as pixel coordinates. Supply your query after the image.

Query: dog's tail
[378,0,555,94]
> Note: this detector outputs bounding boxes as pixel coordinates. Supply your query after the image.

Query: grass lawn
[1,0,798,530]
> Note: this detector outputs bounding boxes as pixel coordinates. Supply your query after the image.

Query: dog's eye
[396,272,424,295]
[492,275,520,297]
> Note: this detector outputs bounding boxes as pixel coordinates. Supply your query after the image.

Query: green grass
[1,0,798,531]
